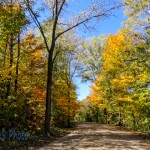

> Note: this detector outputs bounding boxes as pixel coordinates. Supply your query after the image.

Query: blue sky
[75,5,128,101]
[36,0,128,101]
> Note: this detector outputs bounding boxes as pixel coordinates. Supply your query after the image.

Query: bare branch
[50,1,65,50]
[57,0,66,17]
[55,0,58,16]
[55,5,121,40]
[25,0,50,52]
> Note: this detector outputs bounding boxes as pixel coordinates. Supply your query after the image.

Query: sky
[74,3,128,101]
[36,0,128,101]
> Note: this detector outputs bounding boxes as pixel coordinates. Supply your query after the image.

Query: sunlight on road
[37,123,150,150]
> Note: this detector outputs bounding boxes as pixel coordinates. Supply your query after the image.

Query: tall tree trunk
[15,33,20,93]
[45,50,53,134]
[5,0,13,99]
[5,34,13,99]
[3,40,8,68]
[1,39,8,99]
[67,88,71,128]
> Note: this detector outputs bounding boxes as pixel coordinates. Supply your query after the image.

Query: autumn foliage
[0,1,80,132]
[88,29,150,132]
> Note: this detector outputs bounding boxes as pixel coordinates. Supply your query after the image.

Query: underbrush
[0,126,76,150]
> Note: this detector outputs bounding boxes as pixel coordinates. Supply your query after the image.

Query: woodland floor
[36,122,150,150]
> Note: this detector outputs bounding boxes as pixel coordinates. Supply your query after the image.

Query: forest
[0,0,150,147]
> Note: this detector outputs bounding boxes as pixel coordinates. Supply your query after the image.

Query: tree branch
[25,0,50,52]
[55,5,121,40]
[52,49,60,63]
[58,0,66,17]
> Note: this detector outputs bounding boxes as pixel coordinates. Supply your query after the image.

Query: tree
[77,35,108,81]
[51,35,80,127]
[0,0,27,98]
[25,0,120,134]
[50,30,80,127]
[123,0,150,29]
[89,28,150,131]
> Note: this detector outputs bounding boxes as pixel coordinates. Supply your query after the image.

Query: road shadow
[40,123,150,150]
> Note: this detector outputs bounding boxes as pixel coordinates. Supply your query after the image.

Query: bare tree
[24,0,121,134]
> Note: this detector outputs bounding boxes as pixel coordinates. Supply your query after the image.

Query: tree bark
[5,0,13,99]
[3,39,8,68]
[45,49,54,134]
[67,89,71,128]
[5,34,13,99]
[15,33,20,93]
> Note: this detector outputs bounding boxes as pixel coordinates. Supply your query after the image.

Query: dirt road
[38,123,150,150]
